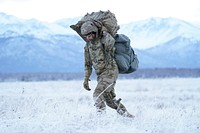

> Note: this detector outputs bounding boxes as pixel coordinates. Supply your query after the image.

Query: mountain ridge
[0,12,199,73]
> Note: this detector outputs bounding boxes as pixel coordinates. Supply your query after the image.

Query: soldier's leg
[104,89,135,118]
[93,82,106,114]
[93,71,116,114]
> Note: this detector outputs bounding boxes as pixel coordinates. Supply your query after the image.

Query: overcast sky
[0,0,200,24]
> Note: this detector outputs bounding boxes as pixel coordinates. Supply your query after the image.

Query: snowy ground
[0,78,200,133]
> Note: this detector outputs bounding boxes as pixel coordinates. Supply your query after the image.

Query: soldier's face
[85,32,95,42]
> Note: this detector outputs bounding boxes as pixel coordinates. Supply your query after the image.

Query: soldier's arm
[101,31,115,51]
[84,46,92,80]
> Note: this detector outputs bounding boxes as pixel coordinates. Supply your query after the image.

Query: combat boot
[115,98,135,119]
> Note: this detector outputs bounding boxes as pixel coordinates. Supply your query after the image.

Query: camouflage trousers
[93,68,128,116]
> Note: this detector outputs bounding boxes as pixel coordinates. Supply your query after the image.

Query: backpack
[114,34,139,74]
[70,10,120,41]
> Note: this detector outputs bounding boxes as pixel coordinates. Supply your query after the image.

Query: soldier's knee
[104,92,118,109]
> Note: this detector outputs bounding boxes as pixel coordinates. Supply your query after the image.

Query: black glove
[83,78,91,91]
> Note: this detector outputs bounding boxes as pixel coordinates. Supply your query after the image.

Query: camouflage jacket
[84,31,118,80]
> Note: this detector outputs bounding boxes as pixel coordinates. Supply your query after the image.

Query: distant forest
[0,68,200,82]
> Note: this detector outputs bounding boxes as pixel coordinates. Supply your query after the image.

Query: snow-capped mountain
[119,17,200,49]
[0,12,74,38]
[0,12,199,73]
[144,37,200,68]
[0,12,84,73]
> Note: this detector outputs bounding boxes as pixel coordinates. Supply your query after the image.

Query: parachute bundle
[70,10,120,41]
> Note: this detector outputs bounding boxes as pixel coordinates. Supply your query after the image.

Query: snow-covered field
[0,78,200,133]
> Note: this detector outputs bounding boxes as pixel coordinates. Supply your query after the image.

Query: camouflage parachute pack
[70,10,120,41]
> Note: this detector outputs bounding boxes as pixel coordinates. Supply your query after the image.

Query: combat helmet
[81,21,98,36]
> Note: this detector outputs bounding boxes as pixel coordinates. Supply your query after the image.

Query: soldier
[81,21,134,118]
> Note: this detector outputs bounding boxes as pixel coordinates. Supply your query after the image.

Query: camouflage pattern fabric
[70,10,120,42]
[84,31,131,116]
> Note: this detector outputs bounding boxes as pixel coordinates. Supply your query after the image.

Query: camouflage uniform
[84,30,132,117]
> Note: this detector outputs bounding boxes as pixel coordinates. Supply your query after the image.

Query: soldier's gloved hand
[83,78,91,91]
